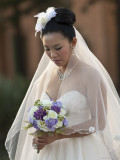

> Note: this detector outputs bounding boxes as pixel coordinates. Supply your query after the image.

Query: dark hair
[41,7,76,42]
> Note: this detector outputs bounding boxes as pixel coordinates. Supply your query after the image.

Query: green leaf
[23,121,33,130]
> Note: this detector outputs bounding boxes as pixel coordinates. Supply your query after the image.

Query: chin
[53,60,67,68]
[55,63,62,67]
[54,61,63,66]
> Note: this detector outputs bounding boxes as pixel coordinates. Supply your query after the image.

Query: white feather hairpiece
[34,7,57,37]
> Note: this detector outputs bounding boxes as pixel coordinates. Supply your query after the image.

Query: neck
[59,66,67,74]
[58,55,79,74]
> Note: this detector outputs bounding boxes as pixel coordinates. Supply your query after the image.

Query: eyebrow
[44,44,62,47]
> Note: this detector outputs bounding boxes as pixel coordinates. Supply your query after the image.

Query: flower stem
[37,149,40,153]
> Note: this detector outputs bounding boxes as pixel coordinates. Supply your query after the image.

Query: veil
[5,26,120,160]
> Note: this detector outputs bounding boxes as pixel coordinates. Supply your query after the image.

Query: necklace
[57,62,78,81]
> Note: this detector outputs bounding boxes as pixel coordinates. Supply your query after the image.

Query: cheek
[60,48,70,58]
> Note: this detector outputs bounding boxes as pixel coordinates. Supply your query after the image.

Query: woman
[5,7,120,160]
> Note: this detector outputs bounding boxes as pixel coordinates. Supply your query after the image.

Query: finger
[33,138,40,145]
[37,143,46,150]
[32,141,47,150]
[33,138,48,144]
[37,136,47,140]
[36,137,48,143]
[33,137,45,142]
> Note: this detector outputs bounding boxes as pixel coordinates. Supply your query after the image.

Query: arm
[59,70,107,137]
[33,127,94,151]
[58,132,92,139]
[83,69,107,132]
[56,127,94,140]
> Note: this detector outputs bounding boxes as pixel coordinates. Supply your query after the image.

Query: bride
[5,7,120,160]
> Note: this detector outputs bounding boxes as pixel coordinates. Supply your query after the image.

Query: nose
[50,50,57,59]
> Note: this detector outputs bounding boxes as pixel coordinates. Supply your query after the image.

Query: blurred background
[0,0,120,159]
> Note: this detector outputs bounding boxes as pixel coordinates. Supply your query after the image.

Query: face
[42,32,76,68]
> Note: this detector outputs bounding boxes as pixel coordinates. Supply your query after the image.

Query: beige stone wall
[0,2,118,86]
[20,12,43,78]
[0,24,15,77]
[72,0,118,85]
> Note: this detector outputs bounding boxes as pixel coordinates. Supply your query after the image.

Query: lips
[52,59,61,63]
[52,59,61,64]
[52,59,60,61]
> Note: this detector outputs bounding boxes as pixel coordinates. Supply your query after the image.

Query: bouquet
[23,98,69,153]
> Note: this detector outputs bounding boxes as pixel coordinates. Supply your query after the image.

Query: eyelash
[56,47,62,50]
[44,47,62,51]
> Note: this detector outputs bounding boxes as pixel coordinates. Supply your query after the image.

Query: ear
[72,37,77,48]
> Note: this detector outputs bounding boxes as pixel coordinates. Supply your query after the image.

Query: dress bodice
[41,90,91,127]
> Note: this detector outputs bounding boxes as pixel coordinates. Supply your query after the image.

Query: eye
[55,47,62,50]
[44,48,50,51]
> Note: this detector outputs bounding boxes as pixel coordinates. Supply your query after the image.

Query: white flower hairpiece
[34,7,57,37]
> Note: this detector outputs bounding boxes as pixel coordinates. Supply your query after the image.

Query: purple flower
[33,120,40,130]
[52,101,62,107]
[51,128,55,132]
[28,106,32,112]
[51,101,62,113]
[34,108,47,121]
[45,118,58,131]
[28,117,40,130]
[29,117,33,124]
[57,101,63,106]
[52,118,58,125]
[63,118,68,127]
[51,105,61,113]
[39,106,43,109]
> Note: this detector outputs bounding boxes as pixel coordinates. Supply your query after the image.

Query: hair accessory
[34,7,57,37]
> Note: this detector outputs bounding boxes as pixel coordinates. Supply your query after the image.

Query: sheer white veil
[5,26,120,160]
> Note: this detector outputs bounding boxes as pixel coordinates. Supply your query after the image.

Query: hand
[32,133,59,150]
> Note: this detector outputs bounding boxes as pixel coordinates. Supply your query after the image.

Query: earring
[72,47,75,55]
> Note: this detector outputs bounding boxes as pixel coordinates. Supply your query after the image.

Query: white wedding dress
[20,90,112,160]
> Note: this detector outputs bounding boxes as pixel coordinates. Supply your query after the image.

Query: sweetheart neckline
[45,90,87,101]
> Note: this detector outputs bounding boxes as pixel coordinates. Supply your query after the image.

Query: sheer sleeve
[85,69,107,130]
[61,69,108,135]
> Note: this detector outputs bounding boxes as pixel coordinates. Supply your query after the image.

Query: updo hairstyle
[41,7,76,42]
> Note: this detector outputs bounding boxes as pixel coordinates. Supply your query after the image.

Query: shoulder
[77,60,101,80]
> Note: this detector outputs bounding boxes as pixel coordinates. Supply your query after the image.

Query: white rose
[48,110,58,119]
[55,120,63,128]
[37,120,51,132]
[43,115,48,120]
[29,106,39,119]
[40,100,52,108]
[59,108,66,116]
